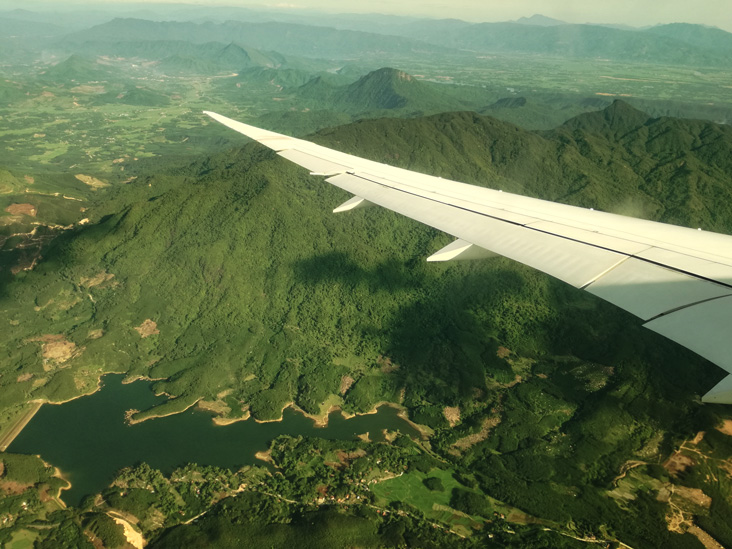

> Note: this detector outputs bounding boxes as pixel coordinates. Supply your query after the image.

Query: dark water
[8,374,418,506]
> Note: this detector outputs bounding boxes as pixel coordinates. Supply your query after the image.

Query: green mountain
[3,104,732,546]
[337,68,463,112]
[292,68,471,116]
[218,42,284,70]
[558,98,652,139]
[40,54,112,83]
[156,54,215,75]
[6,101,732,414]
[296,74,339,102]
[91,86,171,107]
[220,66,315,91]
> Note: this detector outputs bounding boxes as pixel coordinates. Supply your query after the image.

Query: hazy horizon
[1,0,731,32]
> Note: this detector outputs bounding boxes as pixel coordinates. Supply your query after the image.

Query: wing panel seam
[345,172,732,292]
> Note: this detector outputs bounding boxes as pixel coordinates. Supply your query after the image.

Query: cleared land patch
[74,174,109,189]
[4,203,36,216]
[134,319,159,338]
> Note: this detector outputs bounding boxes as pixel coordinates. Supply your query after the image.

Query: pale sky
[6,0,732,32]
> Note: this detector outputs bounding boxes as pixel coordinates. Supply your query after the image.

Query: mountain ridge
[59,17,457,59]
[2,102,730,544]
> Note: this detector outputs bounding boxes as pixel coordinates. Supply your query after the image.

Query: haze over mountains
[3,7,732,68]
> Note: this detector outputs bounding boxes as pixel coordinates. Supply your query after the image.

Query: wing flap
[703,375,732,404]
[327,172,626,287]
[644,295,732,374]
[635,247,732,287]
[586,258,732,320]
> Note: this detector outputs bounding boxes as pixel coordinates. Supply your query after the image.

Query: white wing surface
[205,111,732,404]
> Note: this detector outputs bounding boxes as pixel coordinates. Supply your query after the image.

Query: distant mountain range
[59,18,456,59]
[61,40,286,75]
[52,15,732,68]
[395,20,732,66]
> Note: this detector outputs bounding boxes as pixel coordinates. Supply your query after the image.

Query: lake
[7,374,419,506]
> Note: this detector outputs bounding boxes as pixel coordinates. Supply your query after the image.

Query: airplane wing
[204,111,732,404]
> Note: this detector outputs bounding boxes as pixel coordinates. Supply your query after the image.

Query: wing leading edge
[204,111,732,404]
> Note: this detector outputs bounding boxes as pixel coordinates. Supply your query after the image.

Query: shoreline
[250,400,428,436]
[122,374,167,384]
[211,410,251,425]
[0,400,44,451]
[126,397,202,425]
[4,371,430,444]
[52,465,72,505]
[1,370,145,447]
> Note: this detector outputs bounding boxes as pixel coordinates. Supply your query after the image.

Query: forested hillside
[3,102,732,547]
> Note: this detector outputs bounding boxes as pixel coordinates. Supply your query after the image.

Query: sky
[4,0,732,32]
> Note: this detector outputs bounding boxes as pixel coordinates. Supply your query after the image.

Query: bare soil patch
[336,448,367,466]
[255,449,273,464]
[717,420,732,436]
[74,174,109,189]
[108,513,145,549]
[134,319,159,338]
[497,346,511,359]
[5,203,36,216]
[339,375,355,395]
[32,377,48,388]
[663,452,695,477]
[197,399,231,415]
[16,373,33,383]
[674,486,711,509]
[80,271,115,288]
[443,406,461,427]
[450,417,501,454]
[43,340,78,365]
[30,334,81,367]
[70,85,105,94]
[24,175,35,184]
[0,480,32,495]
[378,355,399,373]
